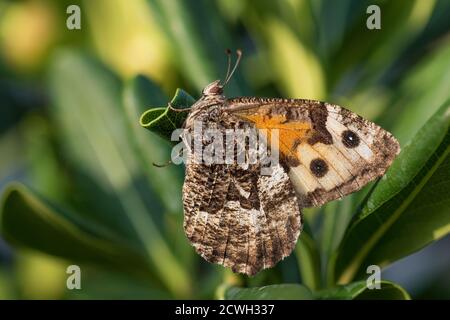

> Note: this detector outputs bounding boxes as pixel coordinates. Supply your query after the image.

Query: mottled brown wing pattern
[182,110,302,275]
[183,163,302,275]
[227,97,400,207]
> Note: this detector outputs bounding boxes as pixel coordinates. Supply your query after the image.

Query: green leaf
[66,268,172,300]
[225,284,313,300]
[139,88,195,142]
[0,267,16,299]
[387,41,450,144]
[124,75,195,269]
[295,223,321,291]
[48,50,191,297]
[124,75,184,212]
[311,0,353,60]
[330,0,436,90]
[224,280,410,300]
[320,188,373,287]
[316,280,410,300]
[330,98,450,284]
[0,183,155,281]
[262,19,325,99]
[146,0,216,90]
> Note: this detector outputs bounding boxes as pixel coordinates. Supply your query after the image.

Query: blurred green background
[0,0,449,299]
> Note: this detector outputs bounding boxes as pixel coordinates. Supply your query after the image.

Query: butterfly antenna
[153,148,184,168]
[223,49,232,84]
[223,49,242,86]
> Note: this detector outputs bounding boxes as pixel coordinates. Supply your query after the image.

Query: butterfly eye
[310,158,328,177]
[342,130,360,148]
[203,81,223,96]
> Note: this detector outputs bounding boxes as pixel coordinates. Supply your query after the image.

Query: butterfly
[178,50,400,276]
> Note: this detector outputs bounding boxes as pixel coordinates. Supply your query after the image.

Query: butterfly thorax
[184,80,227,128]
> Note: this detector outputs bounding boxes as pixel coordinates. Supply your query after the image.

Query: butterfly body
[181,80,400,275]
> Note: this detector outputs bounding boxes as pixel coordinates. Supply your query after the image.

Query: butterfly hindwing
[228,97,400,207]
[182,111,302,276]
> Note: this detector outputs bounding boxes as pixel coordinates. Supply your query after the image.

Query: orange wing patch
[237,113,312,163]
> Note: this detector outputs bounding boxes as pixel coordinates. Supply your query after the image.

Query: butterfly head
[202,80,223,96]
[202,49,242,98]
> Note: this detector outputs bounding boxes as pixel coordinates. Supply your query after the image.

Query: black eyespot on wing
[310,158,328,177]
[342,130,360,148]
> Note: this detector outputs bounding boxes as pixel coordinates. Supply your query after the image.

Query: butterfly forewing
[227,97,400,207]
